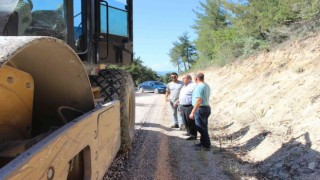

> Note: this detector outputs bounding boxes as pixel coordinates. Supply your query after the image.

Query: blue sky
[133,0,202,72]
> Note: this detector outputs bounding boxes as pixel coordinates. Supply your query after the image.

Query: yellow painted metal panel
[1,101,121,180]
[0,65,33,139]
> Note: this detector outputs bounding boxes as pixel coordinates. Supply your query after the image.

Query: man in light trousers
[165,72,184,128]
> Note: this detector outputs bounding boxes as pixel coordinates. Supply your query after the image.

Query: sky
[133,0,202,72]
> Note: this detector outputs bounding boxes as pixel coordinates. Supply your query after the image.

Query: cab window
[21,0,67,41]
[100,1,128,37]
[73,0,86,52]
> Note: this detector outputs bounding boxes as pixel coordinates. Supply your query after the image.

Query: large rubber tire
[90,69,135,153]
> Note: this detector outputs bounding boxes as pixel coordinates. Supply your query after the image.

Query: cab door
[69,0,99,65]
[97,1,132,65]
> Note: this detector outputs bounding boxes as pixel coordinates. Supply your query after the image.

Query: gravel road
[104,92,230,179]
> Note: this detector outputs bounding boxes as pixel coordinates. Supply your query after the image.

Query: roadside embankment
[201,33,320,178]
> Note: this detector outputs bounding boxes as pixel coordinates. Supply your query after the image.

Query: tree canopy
[189,0,320,68]
[109,56,158,86]
[169,32,198,73]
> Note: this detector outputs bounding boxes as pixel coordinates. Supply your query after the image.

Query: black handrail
[99,0,109,60]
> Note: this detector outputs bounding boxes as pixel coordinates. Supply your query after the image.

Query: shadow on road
[135,122,173,131]
[212,125,250,142]
[211,123,320,179]
[135,92,165,97]
[212,122,234,131]
[135,103,154,107]
[253,132,320,179]
[135,92,154,97]
[227,130,270,153]
[106,119,320,179]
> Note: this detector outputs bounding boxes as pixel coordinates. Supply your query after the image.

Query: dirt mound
[202,33,320,178]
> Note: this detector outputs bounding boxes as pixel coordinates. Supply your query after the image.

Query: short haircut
[185,74,192,80]
[196,73,204,81]
[171,72,178,76]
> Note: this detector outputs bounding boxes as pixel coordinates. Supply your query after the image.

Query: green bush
[109,56,158,86]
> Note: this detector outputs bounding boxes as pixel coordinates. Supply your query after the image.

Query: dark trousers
[194,106,211,148]
[180,105,197,137]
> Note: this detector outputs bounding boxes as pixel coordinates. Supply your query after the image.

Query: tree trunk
[183,61,187,72]
[177,61,181,73]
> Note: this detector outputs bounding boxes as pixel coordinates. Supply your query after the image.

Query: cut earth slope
[202,33,320,179]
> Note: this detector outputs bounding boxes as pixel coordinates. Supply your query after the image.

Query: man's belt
[181,104,192,107]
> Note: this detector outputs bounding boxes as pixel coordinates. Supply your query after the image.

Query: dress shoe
[186,136,196,140]
[170,124,179,128]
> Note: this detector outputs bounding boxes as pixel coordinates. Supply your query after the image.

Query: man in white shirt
[176,74,197,139]
[165,73,184,128]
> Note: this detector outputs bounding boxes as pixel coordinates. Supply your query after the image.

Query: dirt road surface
[104,92,231,179]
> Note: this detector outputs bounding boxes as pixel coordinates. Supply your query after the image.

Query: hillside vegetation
[201,32,320,179]
[190,0,320,69]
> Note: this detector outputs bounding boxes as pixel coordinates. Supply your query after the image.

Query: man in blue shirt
[189,72,211,151]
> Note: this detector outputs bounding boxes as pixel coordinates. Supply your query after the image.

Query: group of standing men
[165,72,212,151]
